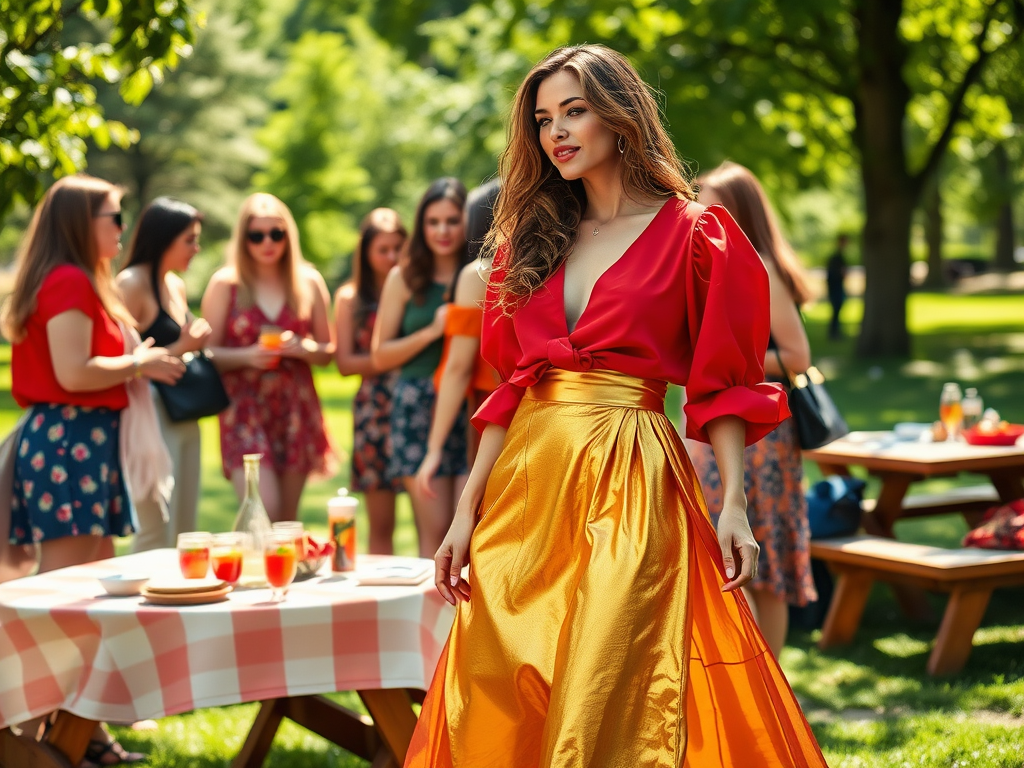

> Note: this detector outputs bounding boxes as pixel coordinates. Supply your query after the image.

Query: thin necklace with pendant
[592,226,600,236]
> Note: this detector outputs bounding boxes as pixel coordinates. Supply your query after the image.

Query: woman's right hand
[414,449,443,499]
[136,339,186,384]
[178,318,213,354]
[247,343,280,370]
[434,506,477,606]
[429,303,449,340]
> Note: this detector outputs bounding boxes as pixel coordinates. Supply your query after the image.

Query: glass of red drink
[177,532,211,579]
[264,531,297,601]
[210,532,243,583]
[271,521,304,556]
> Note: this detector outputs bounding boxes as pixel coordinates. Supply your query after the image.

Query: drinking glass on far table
[210,532,243,583]
[259,325,283,369]
[264,531,298,601]
[939,382,963,442]
[177,532,211,579]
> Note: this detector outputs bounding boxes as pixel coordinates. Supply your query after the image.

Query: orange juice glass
[210,532,243,583]
[264,532,297,601]
[259,325,283,369]
[271,521,304,558]
[177,532,211,579]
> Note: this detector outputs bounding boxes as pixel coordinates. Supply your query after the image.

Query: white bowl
[98,574,151,597]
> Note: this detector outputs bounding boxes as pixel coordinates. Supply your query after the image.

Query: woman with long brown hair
[407,47,827,766]
[686,161,816,658]
[371,178,471,558]
[2,174,183,765]
[117,197,211,551]
[334,208,407,554]
[202,193,335,522]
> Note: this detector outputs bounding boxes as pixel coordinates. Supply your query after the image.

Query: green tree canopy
[0,0,199,221]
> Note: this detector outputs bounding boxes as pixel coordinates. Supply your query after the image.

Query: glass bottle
[938,382,963,442]
[962,388,983,430]
[232,453,273,583]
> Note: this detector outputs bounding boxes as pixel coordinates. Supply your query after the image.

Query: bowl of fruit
[963,414,1024,447]
[294,533,335,581]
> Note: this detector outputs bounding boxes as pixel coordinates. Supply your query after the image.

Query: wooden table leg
[44,712,95,766]
[819,570,874,648]
[233,699,288,768]
[358,689,418,766]
[927,588,992,676]
[988,471,1024,504]
[865,473,914,537]
[869,474,933,621]
[1,726,74,768]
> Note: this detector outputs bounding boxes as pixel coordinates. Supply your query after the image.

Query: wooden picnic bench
[811,535,1024,676]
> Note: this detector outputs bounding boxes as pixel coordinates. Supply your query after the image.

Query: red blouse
[472,199,789,446]
[12,264,128,410]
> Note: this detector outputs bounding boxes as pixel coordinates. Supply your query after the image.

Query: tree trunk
[922,175,946,289]
[858,191,915,356]
[994,143,1016,273]
[854,0,917,357]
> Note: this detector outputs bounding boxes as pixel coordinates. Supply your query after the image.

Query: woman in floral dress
[335,208,407,553]
[203,193,335,522]
[686,161,817,657]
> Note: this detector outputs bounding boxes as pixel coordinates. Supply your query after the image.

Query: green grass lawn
[4,292,1024,766]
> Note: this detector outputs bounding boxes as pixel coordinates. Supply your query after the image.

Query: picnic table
[804,432,1024,666]
[804,432,1024,537]
[0,549,455,767]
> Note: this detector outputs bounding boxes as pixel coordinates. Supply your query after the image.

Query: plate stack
[141,578,232,606]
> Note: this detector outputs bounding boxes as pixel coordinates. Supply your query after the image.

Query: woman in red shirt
[1,174,182,764]
[407,47,828,767]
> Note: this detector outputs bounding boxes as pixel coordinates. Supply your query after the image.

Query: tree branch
[718,39,851,97]
[914,0,1022,186]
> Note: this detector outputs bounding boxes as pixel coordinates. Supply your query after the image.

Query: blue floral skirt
[9,404,134,545]
[387,377,468,481]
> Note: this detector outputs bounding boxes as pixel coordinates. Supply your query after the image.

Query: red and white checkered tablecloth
[0,550,455,727]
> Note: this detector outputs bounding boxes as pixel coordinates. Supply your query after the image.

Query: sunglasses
[246,228,287,244]
[96,211,124,228]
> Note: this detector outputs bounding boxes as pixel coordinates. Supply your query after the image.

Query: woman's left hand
[717,504,759,592]
[277,330,308,359]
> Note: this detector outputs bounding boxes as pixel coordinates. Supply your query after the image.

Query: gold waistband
[523,369,667,412]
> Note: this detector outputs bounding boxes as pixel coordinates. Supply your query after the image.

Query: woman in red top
[1,174,182,765]
[407,47,828,766]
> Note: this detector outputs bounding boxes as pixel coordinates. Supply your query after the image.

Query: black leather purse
[774,349,849,450]
[154,350,230,422]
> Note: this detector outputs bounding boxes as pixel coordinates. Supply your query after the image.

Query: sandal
[79,738,146,767]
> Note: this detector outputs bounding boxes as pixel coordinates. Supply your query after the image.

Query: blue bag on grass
[807,475,865,539]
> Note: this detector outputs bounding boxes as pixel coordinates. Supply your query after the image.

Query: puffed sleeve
[471,251,526,431]
[682,205,790,446]
[36,265,99,322]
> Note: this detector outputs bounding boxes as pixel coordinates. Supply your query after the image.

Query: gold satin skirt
[407,370,828,768]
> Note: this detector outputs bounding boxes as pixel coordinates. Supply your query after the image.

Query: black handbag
[154,350,230,422]
[774,349,849,450]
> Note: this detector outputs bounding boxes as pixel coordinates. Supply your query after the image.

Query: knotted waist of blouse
[522,368,667,414]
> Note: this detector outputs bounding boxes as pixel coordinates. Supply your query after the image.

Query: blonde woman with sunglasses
[202,193,335,522]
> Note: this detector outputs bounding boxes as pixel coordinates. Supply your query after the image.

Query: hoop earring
[617,136,626,155]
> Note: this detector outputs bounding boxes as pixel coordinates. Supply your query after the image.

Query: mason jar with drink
[328,489,358,572]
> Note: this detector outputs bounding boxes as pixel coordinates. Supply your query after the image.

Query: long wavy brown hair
[698,162,813,306]
[1,174,132,342]
[227,192,312,318]
[402,178,468,302]
[488,45,696,309]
